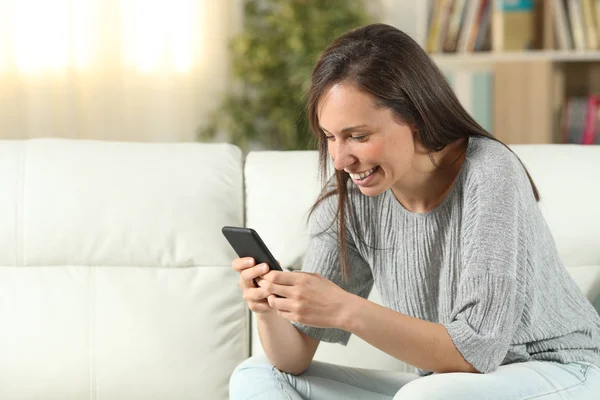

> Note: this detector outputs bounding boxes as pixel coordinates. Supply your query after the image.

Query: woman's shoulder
[464,136,530,187]
[467,136,522,170]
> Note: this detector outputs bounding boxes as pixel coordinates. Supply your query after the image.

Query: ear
[411,126,422,142]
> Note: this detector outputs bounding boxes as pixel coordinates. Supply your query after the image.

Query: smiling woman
[317,83,429,198]
[228,23,600,400]
[0,0,234,142]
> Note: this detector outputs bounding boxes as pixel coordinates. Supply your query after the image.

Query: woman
[229,24,600,399]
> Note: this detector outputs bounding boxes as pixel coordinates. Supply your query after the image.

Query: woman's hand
[231,257,274,313]
[257,271,353,329]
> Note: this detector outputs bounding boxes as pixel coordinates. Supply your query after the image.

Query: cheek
[379,144,412,175]
[359,141,385,159]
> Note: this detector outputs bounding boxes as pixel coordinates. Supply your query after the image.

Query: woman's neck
[392,139,468,213]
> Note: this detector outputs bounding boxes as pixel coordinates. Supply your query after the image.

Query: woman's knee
[230,355,273,382]
[229,356,296,400]
[393,374,453,400]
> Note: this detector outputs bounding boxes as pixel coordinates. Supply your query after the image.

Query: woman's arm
[341,294,478,373]
[260,272,477,374]
[231,257,321,375]
[261,271,478,374]
[257,309,320,375]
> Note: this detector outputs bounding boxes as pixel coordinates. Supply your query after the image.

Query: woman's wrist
[337,292,364,332]
[256,307,279,320]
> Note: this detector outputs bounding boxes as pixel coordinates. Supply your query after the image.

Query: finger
[275,309,295,322]
[243,287,271,302]
[267,294,293,311]
[304,272,321,277]
[262,270,304,285]
[254,276,265,288]
[257,279,294,298]
[232,257,255,272]
[240,263,269,284]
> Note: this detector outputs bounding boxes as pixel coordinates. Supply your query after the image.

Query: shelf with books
[421,0,600,145]
[432,50,600,68]
[424,0,600,57]
[554,63,600,144]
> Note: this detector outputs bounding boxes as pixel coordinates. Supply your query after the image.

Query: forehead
[317,83,380,127]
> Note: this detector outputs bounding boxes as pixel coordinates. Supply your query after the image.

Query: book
[568,0,587,50]
[474,0,493,51]
[495,0,536,51]
[436,0,455,53]
[443,0,468,52]
[596,102,600,144]
[563,97,588,143]
[552,0,574,49]
[582,95,598,144]
[581,0,598,49]
[427,0,444,53]
[457,0,483,52]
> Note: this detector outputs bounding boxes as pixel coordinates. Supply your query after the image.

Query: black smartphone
[221,226,283,271]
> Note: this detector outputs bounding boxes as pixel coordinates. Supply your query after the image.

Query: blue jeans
[229,355,600,399]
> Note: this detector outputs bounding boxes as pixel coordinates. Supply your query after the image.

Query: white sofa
[0,138,599,400]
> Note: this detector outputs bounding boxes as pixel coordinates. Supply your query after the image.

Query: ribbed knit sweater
[293,136,600,375]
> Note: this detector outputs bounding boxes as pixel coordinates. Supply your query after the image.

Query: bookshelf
[433,50,600,66]
[413,0,600,145]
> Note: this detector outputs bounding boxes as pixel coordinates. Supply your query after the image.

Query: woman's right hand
[232,257,273,313]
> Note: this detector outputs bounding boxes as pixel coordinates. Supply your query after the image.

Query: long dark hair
[306,23,539,282]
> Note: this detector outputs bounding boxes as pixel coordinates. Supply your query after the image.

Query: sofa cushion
[511,144,600,310]
[0,265,246,399]
[0,139,242,267]
[244,151,323,269]
[0,139,246,400]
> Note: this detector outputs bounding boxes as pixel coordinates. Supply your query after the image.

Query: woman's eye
[324,135,335,141]
[352,135,367,141]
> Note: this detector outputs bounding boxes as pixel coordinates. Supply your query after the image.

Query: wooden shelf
[431,51,600,68]
[417,0,600,144]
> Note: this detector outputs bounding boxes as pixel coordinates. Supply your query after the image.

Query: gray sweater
[293,136,600,375]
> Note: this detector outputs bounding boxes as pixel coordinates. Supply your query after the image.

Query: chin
[357,186,387,197]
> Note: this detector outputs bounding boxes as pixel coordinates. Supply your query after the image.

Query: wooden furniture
[415,0,600,144]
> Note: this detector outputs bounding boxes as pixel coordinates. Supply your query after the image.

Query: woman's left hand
[256,270,353,329]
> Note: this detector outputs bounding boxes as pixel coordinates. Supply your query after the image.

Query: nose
[330,142,355,171]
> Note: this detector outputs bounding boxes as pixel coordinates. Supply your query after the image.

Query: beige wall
[0,0,241,143]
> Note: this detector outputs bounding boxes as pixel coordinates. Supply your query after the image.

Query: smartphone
[221,226,283,271]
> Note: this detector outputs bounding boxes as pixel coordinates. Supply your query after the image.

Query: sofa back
[1,139,598,399]
[0,139,247,399]
[244,144,600,372]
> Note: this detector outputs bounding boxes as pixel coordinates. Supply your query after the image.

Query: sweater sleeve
[442,156,529,374]
[291,193,374,345]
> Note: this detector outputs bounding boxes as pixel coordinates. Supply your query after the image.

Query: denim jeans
[229,355,600,399]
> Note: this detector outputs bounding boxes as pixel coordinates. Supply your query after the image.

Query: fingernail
[261,264,268,272]
[246,258,254,265]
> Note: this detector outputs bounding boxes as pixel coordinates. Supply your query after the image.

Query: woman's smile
[348,165,380,186]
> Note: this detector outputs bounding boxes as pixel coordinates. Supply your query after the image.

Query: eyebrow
[319,124,369,135]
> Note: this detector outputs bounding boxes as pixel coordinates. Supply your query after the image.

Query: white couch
[0,138,599,400]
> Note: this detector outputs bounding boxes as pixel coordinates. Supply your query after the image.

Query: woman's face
[317,82,417,197]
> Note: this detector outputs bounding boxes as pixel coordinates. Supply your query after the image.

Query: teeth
[350,166,377,180]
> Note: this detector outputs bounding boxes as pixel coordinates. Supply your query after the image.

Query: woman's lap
[397,361,600,399]
[229,355,417,400]
[229,355,600,400]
